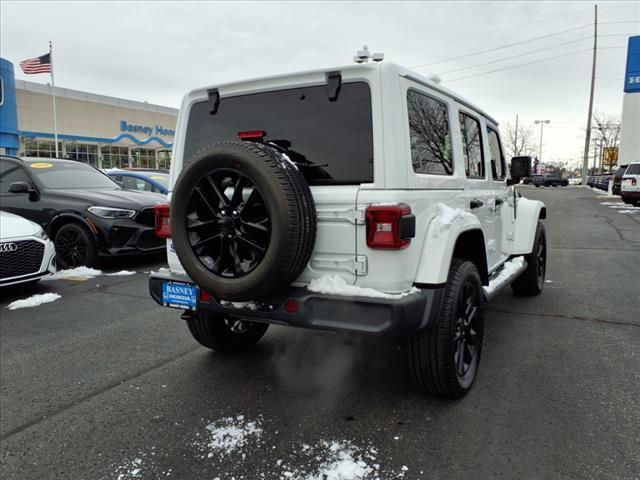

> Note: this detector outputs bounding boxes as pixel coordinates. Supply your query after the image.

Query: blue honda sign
[624,35,640,93]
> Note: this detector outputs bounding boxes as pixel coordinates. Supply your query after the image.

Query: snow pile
[7,293,61,310]
[114,457,144,479]
[195,415,262,459]
[308,275,419,299]
[42,266,102,280]
[618,209,640,214]
[431,203,475,238]
[484,256,525,296]
[280,440,381,480]
[105,270,137,276]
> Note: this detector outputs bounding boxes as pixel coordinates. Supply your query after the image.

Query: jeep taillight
[365,204,415,250]
[632,178,637,187]
[155,203,171,238]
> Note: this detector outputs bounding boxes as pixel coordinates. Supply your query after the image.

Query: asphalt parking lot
[1,187,639,480]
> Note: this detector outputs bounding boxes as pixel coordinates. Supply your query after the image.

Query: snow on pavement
[308,275,418,299]
[194,415,263,460]
[42,266,103,280]
[7,293,61,310]
[42,267,138,281]
[280,440,382,480]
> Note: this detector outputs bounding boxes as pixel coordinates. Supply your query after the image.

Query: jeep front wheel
[404,259,485,399]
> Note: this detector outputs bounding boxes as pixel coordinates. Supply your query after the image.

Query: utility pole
[582,4,597,185]
[534,119,550,171]
[514,114,519,154]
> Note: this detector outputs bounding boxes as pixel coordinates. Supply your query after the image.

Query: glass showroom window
[131,148,156,168]
[158,150,171,170]
[101,146,129,169]
[23,139,62,158]
[65,143,99,167]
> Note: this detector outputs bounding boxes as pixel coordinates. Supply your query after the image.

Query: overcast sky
[1,1,638,166]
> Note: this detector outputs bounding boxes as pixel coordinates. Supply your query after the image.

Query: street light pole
[534,119,550,173]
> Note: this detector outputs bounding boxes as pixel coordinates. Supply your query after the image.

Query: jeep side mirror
[508,156,532,185]
[8,181,31,194]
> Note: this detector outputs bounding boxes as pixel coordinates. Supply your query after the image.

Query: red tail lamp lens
[365,204,412,250]
[200,290,212,302]
[238,130,266,140]
[154,203,171,238]
[284,299,298,313]
[632,178,637,187]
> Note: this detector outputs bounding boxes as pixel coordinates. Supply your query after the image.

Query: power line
[438,36,592,76]
[410,24,591,69]
[445,48,592,82]
[398,8,592,57]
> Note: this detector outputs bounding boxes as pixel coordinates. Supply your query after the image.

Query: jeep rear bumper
[149,273,444,335]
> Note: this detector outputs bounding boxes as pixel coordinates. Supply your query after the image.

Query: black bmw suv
[0,156,166,268]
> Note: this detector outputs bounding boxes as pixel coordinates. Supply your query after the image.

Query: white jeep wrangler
[149,61,547,399]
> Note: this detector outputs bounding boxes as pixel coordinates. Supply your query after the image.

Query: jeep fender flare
[512,198,546,255]
[414,209,484,285]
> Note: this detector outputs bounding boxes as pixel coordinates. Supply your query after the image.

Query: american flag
[20,53,52,74]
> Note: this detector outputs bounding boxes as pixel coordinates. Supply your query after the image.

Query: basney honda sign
[120,120,175,138]
[624,35,640,93]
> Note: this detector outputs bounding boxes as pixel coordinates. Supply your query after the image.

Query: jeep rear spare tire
[171,142,317,301]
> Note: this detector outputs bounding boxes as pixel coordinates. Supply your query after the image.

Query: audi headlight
[88,206,136,219]
[34,228,49,240]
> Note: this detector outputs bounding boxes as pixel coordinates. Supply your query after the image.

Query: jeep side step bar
[482,258,528,302]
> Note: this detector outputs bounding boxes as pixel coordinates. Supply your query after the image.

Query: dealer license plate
[162,281,197,310]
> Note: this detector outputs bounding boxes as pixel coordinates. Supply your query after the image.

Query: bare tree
[501,122,538,159]
[591,111,621,172]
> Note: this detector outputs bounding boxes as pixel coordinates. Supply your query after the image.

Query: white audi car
[0,211,56,287]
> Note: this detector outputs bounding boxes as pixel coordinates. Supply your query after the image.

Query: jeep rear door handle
[470,199,484,209]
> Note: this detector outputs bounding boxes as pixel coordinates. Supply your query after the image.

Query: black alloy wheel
[54,223,96,268]
[185,168,271,278]
[535,231,547,291]
[453,280,482,384]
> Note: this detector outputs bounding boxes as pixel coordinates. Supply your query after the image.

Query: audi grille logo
[0,243,18,253]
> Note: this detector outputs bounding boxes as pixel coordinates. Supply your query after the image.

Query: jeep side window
[407,90,453,176]
[458,113,484,179]
[487,127,506,181]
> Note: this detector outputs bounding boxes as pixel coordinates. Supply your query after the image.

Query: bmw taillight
[365,204,415,250]
[155,203,171,238]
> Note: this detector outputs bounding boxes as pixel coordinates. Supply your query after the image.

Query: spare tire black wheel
[171,142,317,301]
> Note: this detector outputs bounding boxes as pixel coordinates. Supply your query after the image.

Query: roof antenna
[353,45,384,64]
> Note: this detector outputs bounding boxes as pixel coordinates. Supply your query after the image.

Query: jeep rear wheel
[187,312,269,353]
[171,142,317,301]
[404,259,485,399]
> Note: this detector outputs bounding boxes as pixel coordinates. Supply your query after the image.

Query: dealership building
[0,57,178,169]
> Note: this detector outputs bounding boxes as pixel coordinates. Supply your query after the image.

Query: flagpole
[49,41,59,158]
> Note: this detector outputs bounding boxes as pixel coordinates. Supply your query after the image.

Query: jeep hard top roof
[187,61,499,127]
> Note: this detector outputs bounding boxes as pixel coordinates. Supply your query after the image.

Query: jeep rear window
[183,82,373,185]
[627,164,640,174]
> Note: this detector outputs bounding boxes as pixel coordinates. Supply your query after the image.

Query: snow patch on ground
[484,256,525,296]
[105,270,137,276]
[114,457,144,479]
[7,293,61,310]
[280,440,381,480]
[42,266,103,280]
[431,203,475,238]
[194,415,263,459]
[588,186,615,197]
[307,275,419,299]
